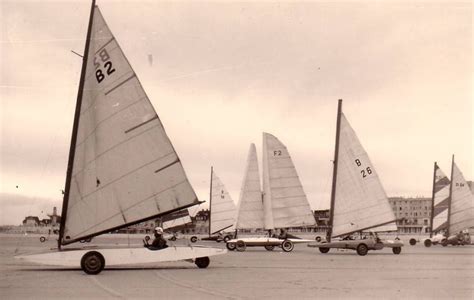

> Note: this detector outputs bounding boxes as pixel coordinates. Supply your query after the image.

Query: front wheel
[236,240,246,252]
[409,238,417,246]
[392,247,402,255]
[195,257,210,268]
[319,247,330,254]
[356,244,369,256]
[39,236,46,243]
[281,240,294,252]
[264,245,275,251]
[81,251,105,275]
[190,236,198,243]
[315,236,322,242]
[223,235,232,243]
[424,239,432,247]
[226,242,236,251]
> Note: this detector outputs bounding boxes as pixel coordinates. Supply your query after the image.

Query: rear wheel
[319,247,330,254]
[392,247,402,255]
[39,236,46,243]
[195,257,210,268]
[281,240,294,252]
[264,245,275,251]
[190,236,198,243]
[226,242,236,251]
[81,251,105,275]
[356,244,369,256]
[409,238,417,246]
[424,239,432,247]
[236,240,246,252]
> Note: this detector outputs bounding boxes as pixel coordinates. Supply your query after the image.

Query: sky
[1,0,472,225]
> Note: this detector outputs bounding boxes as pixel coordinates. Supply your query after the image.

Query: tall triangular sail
[60,6,199,245]
[430,163,450,236]
[236,144,264,230]
[210,169,237,234]
[448,160,474,236]
[262,133,315,230]
[331,102,397,238]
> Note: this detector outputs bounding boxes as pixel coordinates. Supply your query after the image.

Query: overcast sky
[1,0,472,225]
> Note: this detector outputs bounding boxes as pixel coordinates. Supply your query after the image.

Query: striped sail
[332,113,397,237]
[430,164,450,235]
[161,209,192,230]
[262,133,315,230]
[210,169,237,234]
[61,6,199,244]
[236,144,264,229]
[448,161,474,235]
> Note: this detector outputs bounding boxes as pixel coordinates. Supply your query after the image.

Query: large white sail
[262,133,315,230]
[61,6,199,244]
[448,162,474,235]
[236,144,264,229]
[431,164,450,234]
[210,169,237,234]
[332,113,397,237]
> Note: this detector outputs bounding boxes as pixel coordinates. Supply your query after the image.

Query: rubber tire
[226,242,236,251]
[195,257,210,269]
[409,238,417,246]
[236,240,246,252]
[223,235,232,243]
[315,236,322,242]
[356,244,369,256]
[392,247,402,255]
[281,240,294,252]
[424,239,432,247]
[190,236,198,243]
[441,240,448,247]
[81,251,105,275]
[39,236,46,243]
[319,247,330,254]
[264,245,275,251]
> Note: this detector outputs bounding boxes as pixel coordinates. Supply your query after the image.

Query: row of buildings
[22,189,472,235]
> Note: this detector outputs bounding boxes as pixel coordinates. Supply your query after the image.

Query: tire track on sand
[154,270,243,300]
[89,276,125,299]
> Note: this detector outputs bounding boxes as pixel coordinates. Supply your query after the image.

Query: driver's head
[155,227,163,235]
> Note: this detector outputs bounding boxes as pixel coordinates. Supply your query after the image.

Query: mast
[327,99,342,242]
[446,155,454,237]
[58,0,96,249]
[208,166,213,237]
[429,162,437,238]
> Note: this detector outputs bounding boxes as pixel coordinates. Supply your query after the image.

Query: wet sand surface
[1,234,473,299]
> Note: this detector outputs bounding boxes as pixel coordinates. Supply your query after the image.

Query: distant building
[314,209,330,232]
[22,216,40,227]
[389,197,431,234]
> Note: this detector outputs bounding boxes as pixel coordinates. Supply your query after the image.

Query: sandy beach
[1,233,473,299]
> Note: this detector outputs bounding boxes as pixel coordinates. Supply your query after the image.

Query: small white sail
[262,133,315,230]
[210,170,237,234]
[236,144,264,230]
[62,7,199,244]
[448,162,474,235]
[332,114,397,237]
[431,164,450,233]
[161,209,192,231]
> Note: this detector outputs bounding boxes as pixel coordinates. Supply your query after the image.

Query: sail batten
[331,105,398,237]
[60,6,200,245]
